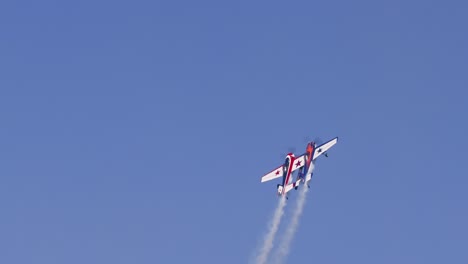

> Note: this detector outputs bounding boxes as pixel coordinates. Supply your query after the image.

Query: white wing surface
[260,165,284,183]
[313,137,338,160]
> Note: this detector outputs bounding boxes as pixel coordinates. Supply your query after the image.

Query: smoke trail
[272,182,310,264]
[253,196,287,264]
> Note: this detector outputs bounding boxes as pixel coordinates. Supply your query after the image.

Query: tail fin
[277,184,284,195]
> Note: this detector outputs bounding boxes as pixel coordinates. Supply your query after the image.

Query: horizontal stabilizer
[284,179,301,193]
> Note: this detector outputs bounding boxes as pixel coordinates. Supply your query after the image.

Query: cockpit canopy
[283,156,290,173]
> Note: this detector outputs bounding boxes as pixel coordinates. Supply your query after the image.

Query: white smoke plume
[252,196,287,264]
[272,179,311,264]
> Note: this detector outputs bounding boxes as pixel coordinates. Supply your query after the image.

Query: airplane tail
[277,184,284,195]
[284,179,301,193]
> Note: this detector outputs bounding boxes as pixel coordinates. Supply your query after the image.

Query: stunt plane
[295,137,338,189]
[260,152,305,198]
[260,137,338,197]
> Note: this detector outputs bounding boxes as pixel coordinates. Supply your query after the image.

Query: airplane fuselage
[304,143,316,175]
[298,142,316,186]
[278,153,295,196]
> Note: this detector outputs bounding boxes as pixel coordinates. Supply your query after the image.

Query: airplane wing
[261,154,306,183]
[313,137,338,160]
[260,165,284,183]
[291,154,306,172]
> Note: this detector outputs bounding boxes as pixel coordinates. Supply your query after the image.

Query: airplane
[295,137,338,189]
[260,137,339,197]
[260,152,305,198]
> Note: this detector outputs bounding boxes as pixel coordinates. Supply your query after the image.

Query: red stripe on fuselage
[302,143,315,177]
[282,154,295,195]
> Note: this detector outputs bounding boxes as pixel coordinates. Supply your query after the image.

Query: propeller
[302,135,323,146]
[313,137,323,147]
[278,146,296,160]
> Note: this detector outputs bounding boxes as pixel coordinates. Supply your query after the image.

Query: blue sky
[1,0,467,263]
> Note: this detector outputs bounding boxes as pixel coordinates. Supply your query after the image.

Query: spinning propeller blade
[313,137,323,146]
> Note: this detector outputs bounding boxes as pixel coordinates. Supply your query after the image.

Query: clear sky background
[1,0,467,263]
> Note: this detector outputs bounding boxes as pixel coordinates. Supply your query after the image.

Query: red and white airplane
[260,152,305,198]
[260,137,338,197]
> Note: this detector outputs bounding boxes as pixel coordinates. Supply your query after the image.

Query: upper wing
[260,165,284,182]
[313,137,338,160]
